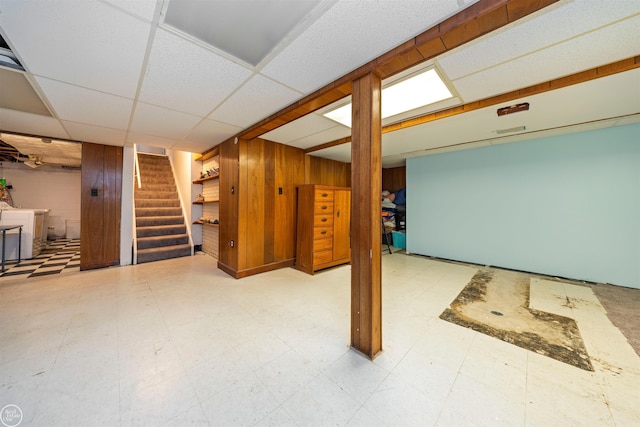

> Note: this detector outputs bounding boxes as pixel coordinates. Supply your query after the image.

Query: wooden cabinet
[295,184,350,274]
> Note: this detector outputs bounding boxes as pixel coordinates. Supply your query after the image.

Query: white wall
[170,150,202,246]
[120,147,134,266]
[406,124,640,289]
[0,162,80,238]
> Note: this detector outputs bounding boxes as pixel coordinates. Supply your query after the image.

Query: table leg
[18,226,22,263]
[1,229,6,272]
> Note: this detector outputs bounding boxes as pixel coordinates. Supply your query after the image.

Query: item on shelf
[199,167,220,179]
[198,217,219,224]
[196,193,205,202]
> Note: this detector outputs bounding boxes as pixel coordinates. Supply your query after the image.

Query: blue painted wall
[406,124,640,288]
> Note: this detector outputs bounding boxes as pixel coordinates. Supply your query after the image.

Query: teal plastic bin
[391,230,406,249]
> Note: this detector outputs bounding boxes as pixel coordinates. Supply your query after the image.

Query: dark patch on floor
[440,268,593,371]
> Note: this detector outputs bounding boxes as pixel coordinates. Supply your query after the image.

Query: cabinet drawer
[314,201,334,213]
[314,227,333,240]
[314,189,334,202]
[314,214,334,227]
[313,237,333,252]
[313,249,333,266]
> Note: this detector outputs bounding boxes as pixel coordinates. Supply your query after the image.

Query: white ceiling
[0,0,638,168]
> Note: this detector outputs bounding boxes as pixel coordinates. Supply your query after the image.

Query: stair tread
[137,233,188,241]
[138,224,185,230]
[137,243,191,253]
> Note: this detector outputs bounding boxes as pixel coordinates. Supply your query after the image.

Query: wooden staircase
[135,153,192,263]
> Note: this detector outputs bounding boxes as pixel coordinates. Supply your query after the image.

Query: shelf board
[194,146,220,162]
[193,199,219,204]
[193,173,219,184]
[193,221,219,227]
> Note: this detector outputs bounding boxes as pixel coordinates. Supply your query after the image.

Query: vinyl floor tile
[0,253,638,426]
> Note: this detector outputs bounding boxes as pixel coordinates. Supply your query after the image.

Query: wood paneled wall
[80,142,122,270]
[382,166,406,192]
[218,138,240,275]
[305,155,351,187]
[218,139,351,278]
[219,138,306,278]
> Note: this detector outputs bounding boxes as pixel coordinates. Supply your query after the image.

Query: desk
[1,225,22,272]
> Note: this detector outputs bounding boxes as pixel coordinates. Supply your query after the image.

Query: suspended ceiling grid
[0,0,638,167]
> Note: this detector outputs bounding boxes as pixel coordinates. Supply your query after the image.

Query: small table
[1,225,22,272]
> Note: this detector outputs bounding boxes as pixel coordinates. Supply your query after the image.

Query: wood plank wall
[218,138,240,276]
[230,138,304,277]
[218,138,350,278]
[382,166,406,192]
[80,142,122,270]
[305,155,351,187]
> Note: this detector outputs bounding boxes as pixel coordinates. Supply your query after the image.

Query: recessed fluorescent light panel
[324,68,453,127]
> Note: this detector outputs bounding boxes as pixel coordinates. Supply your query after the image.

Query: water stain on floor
[440,268,593,371]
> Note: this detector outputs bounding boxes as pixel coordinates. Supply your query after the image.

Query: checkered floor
[0,238,80,280]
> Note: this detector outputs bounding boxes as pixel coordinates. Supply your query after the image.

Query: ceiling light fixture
[497,102,529,117]
[324,68,453,127]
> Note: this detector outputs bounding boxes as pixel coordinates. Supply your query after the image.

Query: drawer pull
[320,230,327,235]
[321,193,328,197]
[321,205,328,209]
[321,217,328,222]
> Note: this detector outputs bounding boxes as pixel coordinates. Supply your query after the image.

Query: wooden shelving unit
[193,147,221,259]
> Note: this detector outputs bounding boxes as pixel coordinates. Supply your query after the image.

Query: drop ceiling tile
[170,140,214,154]
[261,0,463,93]
[184,119,243,148]
[504,69,640,132]
[102,0,158,22]
[308,144,352,164]
[286,124,351,150]
[35,77,133,130]
[262,113,339,144]
[139,28,253,117]
[439,0,640,80]
[0,108,69,139]
[208,74,302,128]
[62,121,127,146]
[0,69,51,116]
[452,16,640,102]
[0,0,150,98]
[127,132,178,149]
[381,68,640,161]
[130,102,201,139]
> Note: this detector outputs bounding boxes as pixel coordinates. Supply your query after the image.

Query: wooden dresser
[295,185,351,274]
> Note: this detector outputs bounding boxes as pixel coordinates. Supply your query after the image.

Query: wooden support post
[350,72,382,359]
